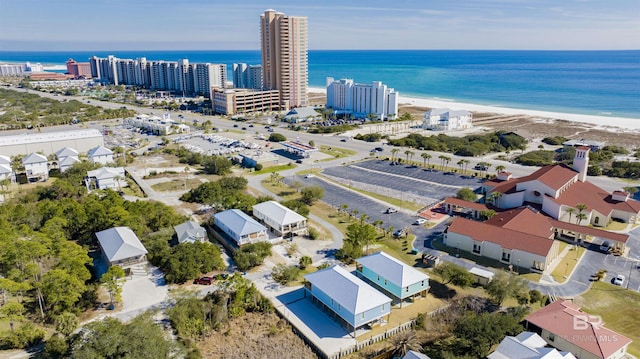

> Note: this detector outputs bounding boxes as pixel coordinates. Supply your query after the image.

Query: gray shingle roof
[86,167,124,180]
[55,147,79,158]
[22,153,47,165]
[174,221,207,243]
[253,201,306,225]
[58,156,79,167]
[0,164,11,175]
[96,227,147,262]
[214,209,266,236]
[304,265,391,315]
[356,251,429,288]
[88,145,113,157]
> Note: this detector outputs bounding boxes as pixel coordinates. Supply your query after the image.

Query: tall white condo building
[326,78,399,120]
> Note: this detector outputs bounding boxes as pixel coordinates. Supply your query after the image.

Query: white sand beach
[308,87,640,132]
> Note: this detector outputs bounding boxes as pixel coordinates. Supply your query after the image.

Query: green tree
[299,256,312,270]
[55,312,78,337]
[453,311,524,357]
[421,152,432,168]
[268,133,286,142]
[202,155,232,175]
[101,266,125,306]
[390,330,423,358]
[485,271,528,305]
[300,185,324,205]
[433,262,474,288]
[566,207,575,223]
[41,269,86,316]
[271,264,301,285]
[69,314,180,359]
[455,188,477,202]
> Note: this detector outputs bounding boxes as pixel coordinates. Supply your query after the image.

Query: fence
[274,301,452,359]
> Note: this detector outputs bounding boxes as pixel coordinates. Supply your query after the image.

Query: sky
[1,0,639,51]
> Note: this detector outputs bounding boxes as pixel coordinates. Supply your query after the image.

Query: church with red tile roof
[482,147,640,228]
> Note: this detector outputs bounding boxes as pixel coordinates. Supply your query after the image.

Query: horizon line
[1,48,639,53]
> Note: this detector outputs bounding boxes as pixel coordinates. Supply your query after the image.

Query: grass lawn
[551,243,585,283]
[251,163,298,176]
[317,145,357,162]
[602,220,628,231]
[150,178,203,192]
[575,281,640,357]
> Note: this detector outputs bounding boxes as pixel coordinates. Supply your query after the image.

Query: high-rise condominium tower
[260,9,308,109]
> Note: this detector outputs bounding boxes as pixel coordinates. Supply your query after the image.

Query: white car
[413,218,427,225]
[613,274,625,286]
[304,174,315,178]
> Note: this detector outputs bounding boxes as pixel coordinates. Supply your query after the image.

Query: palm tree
[390,330,422,359]
[456,159,465,173]
[405,150,412,164]
[495,165,506,173]
[443,156,451,171]
[391,148,400,162]
[576,203,587,214]
[576,212,588,225]
[438,155,447,170]
[339,204,349,217]
[462,159,470,173]
[421,152,432,168]
[408,151,415,164]
[566,207,575,223]
[489,191,503,206]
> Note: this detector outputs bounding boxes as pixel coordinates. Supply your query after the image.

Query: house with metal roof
[174,220,207,244]
[213,209,268,246]
[87,145,114,165]
[355,251,429,307]
[22,153,48,182]
[55,147,80,173]
[0,155,13,182]
[488,331,576,359]
[95,227,148,269]
[304,265,392,338]
[253,200,307,237]
[525,300,632,359]
[84,167,127,191]
[402,351,431,359]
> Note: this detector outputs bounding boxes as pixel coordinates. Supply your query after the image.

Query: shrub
[0,322,46,349]
[271,264,301,285]
[254,163,263,171]
[299,256,312,270]
[307,227,319,240]
[268,133,287,142]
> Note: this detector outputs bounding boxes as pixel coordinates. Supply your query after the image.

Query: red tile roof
[448,216,555,256]
[547,218,629,243]
[526,300,632,359]
[444,197,491,211]
[485,208,555,238]
[517,164,578,192]
[550,180,640,218]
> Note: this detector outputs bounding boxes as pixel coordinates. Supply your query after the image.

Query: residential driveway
[109,267,170,322]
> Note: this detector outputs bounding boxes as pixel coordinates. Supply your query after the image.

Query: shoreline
[308,87,640,132]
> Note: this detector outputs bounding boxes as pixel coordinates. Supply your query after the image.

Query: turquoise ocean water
[1,50,638,118]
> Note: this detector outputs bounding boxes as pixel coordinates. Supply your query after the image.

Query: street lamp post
[564,262,569,278]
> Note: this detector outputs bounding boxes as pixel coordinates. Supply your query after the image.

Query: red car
[194,276,213,285]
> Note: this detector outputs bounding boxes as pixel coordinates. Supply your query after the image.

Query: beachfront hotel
[89,56,226,97]
[325,77,399,120]
[232,63,263,90]
[260,9,308,108]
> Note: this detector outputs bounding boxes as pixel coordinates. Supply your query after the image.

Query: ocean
[1,50,638,118]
